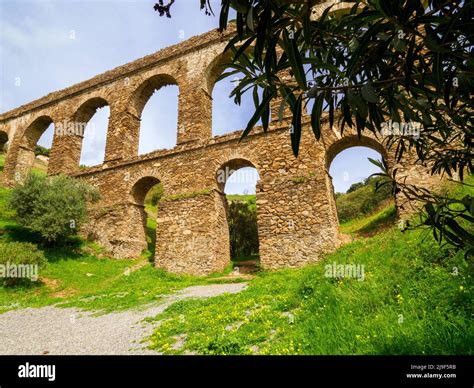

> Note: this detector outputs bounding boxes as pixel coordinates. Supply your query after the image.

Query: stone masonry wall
[0,25,442,275]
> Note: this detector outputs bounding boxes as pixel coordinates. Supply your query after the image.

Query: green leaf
[361,82,378,103]
[290,94,303,157]
[261,88,271,132]
[347,89,368,119]
[246,5,254,32]
[240,90,275,141]
[278,98,287,123]
[219,2,230,31]
[368,158,384,171]
[282,29,307,90]
[311,93,324,140]
[424,34,449,53]
[232,36,256,63]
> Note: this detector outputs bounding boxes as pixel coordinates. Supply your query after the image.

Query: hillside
[0,154,472,354]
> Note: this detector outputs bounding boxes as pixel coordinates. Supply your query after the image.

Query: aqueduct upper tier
[0,27,437,275]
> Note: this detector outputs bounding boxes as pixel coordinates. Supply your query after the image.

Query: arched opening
[0,131,8,171]
[75,97,109,167]
[0,131,8,151]
[131,176,163,261]
[209,53,267,137]
[133,75,179,155]
[35,120,54,174]
[217,159,261,273]
[15,116,54,179]
[327,139,395,237]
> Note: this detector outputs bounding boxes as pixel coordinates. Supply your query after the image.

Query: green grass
[144,203,157,261]
[145,179,473,355]
[340,202,396,235]
[146,227,473,355]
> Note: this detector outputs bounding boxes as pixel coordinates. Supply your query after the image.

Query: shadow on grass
[146,224,156,258]
[341,206,397,237]
[2,224,84,263]
[355,206,397,236]
[1,277,45,291]
[2,224,43,245]
[144,213,157,263]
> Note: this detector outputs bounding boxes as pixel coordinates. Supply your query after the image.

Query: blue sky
[0,0,382,194]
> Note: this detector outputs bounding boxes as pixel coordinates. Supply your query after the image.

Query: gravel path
[0,283,247,355]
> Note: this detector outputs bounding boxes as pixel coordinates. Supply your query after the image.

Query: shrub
[9,174,99,244]
[0,242,46,287]
[34,145,50,157]
[145,183,164,206]
[227,199,259,259]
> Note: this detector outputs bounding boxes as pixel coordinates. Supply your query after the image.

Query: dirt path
[0,283,247,355]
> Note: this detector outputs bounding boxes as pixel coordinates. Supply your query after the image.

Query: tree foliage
[9,174,99,244]
[145,183,164,206]
[34,145,50,157]
[227,198,259,259]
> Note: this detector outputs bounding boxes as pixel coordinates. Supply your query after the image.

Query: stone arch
[130,74,180,154]
[131,175,161,205]
[204,51,234,96]
[215,156,261,268]
[125,174,163,260]
[0,130,8,151]
[73,97,110,167]
[5,115,55,181]
[73,96,109,124]
[20,115,54,150]
[131,74,179,118]
[206,49,267,136]
[215,157,260,192]
[325,134,389,169]
[324,133,394,228]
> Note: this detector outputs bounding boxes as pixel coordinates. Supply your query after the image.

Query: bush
[145,183,164,206]
[0,242,46,287]
[9,174,99,244]
[227,200,259,259]
[34,145,50,157]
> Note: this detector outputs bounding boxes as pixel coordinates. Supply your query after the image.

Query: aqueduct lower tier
[0,28,438,275]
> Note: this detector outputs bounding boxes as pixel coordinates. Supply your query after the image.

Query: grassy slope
[340,202,396,235]
[147,226,472,355]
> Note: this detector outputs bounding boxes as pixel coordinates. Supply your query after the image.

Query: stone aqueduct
[0,28,435,275]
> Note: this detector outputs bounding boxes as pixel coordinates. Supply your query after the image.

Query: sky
[0,0,382,194]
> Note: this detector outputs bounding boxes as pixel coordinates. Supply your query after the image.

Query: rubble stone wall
[0,27,440,275]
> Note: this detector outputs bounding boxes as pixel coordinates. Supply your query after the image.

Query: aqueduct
[0,27,437,275]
